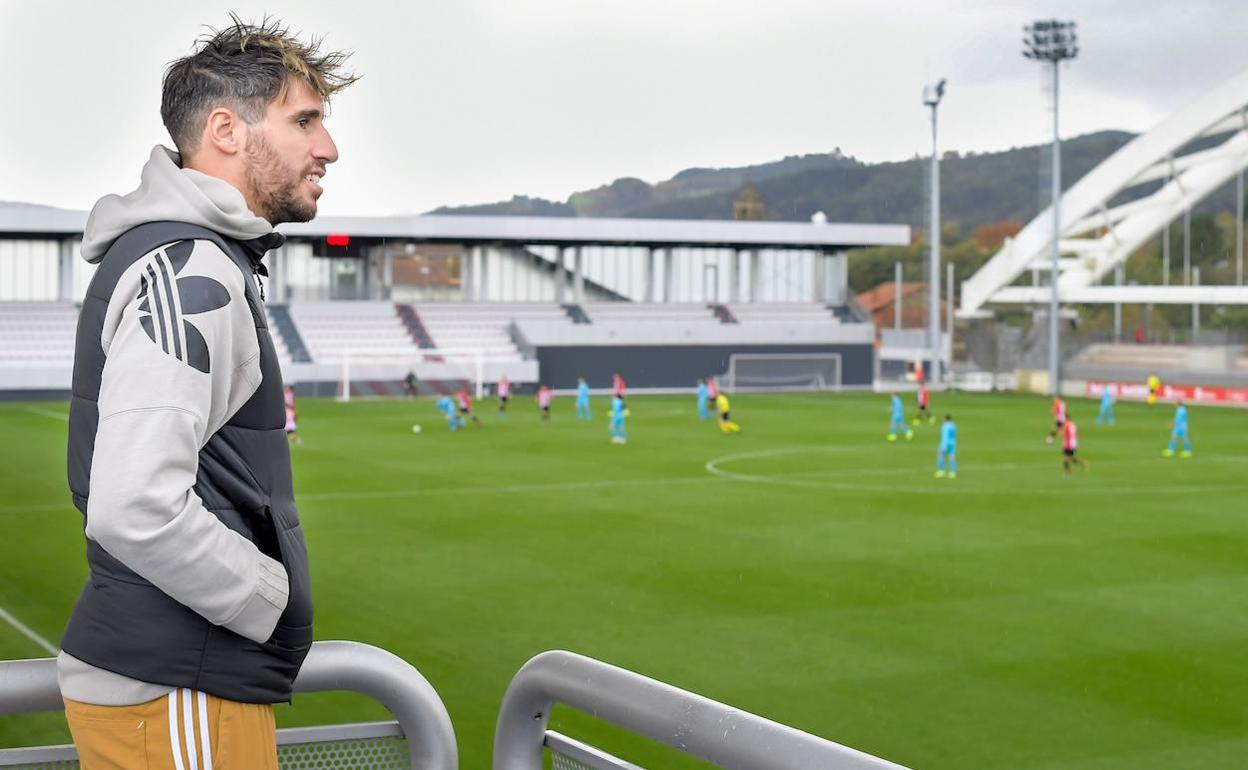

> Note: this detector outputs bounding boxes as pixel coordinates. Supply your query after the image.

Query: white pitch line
[0,605,58,656]
[25,406,68,422]
[703,446,1248,495]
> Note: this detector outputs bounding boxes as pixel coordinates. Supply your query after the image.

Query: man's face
[242,78,339,225]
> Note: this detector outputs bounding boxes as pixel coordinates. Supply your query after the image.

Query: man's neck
[183,154,264,221]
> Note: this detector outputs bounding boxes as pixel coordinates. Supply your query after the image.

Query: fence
[0,641,457,770]
[1,645,912,770]
[493,650,910,770]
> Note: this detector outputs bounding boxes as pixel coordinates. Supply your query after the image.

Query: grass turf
[0,391,1245,769]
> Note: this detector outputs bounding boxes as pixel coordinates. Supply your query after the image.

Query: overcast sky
[4,0,1248,217]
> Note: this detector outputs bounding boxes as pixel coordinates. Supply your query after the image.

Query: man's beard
[243,131,316,225]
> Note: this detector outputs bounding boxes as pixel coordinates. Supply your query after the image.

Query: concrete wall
[536,343,873,389]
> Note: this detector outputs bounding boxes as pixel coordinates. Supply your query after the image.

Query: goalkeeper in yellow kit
[716,392,741,434]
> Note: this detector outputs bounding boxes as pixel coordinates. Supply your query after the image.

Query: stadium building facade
[0,206,907,395]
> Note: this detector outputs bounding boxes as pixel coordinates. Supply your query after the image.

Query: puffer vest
[62,221,312,703]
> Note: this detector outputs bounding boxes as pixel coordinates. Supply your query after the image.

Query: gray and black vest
[63,222,312,704]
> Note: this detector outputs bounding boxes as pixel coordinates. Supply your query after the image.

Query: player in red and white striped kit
[1045,396,1068,445]
[1061,417,1088,474]
[284,385,301,446]
[913,383,933,425]
[536,384,553,421]
[496,376,511,418]
[456,388,480,427]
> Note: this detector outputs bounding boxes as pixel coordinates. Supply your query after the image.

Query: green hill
[430,131,1139,231]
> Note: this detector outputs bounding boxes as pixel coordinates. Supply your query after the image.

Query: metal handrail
[0,640,457,770]
[492,650,911,770]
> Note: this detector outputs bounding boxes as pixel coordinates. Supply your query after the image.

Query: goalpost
[723,352,843,394]
[335,348,490,403]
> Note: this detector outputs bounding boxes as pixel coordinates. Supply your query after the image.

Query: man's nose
[316,127,339,165]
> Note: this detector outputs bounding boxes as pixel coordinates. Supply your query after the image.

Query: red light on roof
[327,233,351,247]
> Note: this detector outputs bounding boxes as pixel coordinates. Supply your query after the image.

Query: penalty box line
[0,605,58,657]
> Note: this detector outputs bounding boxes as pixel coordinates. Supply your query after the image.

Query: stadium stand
[395,303,437,349]
[725,302,841,325]
[262,307,295,367]
[414,302,569,361]
[288,301,420,361]
[581,302,720,324]
[0,303,76,364]
[1066,342,1248,387]
[265,303,311,363]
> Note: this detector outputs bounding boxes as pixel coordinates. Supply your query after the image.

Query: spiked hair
[161,14,359,155]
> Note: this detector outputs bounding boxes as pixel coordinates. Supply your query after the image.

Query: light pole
[1024,19,1078,396]
[923,78,946,385]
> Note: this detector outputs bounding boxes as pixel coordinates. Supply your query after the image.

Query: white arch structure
[960,67,1248,316]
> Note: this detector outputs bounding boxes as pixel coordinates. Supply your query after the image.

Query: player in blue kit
[435,395,461,431]
[609,394,627,444]
[576,376,592,420]
[887,393,913,441]
[1096,386,1116,426]
[696,378,710,421]
[1162,398,1193,458]
[935,414,957,478]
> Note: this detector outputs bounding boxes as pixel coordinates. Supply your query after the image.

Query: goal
[723,353,842,393]
[334,348,490,402]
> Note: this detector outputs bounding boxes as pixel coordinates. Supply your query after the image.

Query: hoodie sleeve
[85,239,288,644]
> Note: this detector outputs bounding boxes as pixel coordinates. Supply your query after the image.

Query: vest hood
[81,146,275,264]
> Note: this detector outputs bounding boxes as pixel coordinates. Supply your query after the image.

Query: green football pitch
[1,391,1245,769]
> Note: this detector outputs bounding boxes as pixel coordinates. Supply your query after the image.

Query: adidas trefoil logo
[136,240,230,374]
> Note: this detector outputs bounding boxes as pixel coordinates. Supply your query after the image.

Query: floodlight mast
[923,78,946,385]
[1023,19,1078,396]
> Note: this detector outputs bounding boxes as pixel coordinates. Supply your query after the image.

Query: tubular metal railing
[0,641,457,770]
[1,645,913,770]
[493,650,912,770]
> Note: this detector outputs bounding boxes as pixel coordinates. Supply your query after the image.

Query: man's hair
[162,15,359,155]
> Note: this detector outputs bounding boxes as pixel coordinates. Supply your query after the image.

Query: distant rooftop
[0,201,908,251]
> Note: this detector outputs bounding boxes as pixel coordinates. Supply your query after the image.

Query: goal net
[723,353,842,393]
[333,348,492,402]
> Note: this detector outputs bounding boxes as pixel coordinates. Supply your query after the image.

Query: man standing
[612,371,627,406]
[1046,396,1068,444]
[1095,385,1116,426]
[935,414,958,479]
[536,383,554,421]
[1061,417,1088,474]
[575,376,592,420]
[913,383,933,425]
[610,393,628,444]
[61,17,356,768]
[1163,398,1194,458]
[496,375,511,418]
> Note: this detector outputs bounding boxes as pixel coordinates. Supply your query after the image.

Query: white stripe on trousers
[181,689,198,770]
[197,690,214,770]
[167,692,186,770]
[167,689,213,770]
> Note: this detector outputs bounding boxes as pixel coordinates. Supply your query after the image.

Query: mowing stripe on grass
[0,605,58,656]
[24,406,68,422]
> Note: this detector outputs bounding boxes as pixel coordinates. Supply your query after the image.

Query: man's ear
[202,107,244,156]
